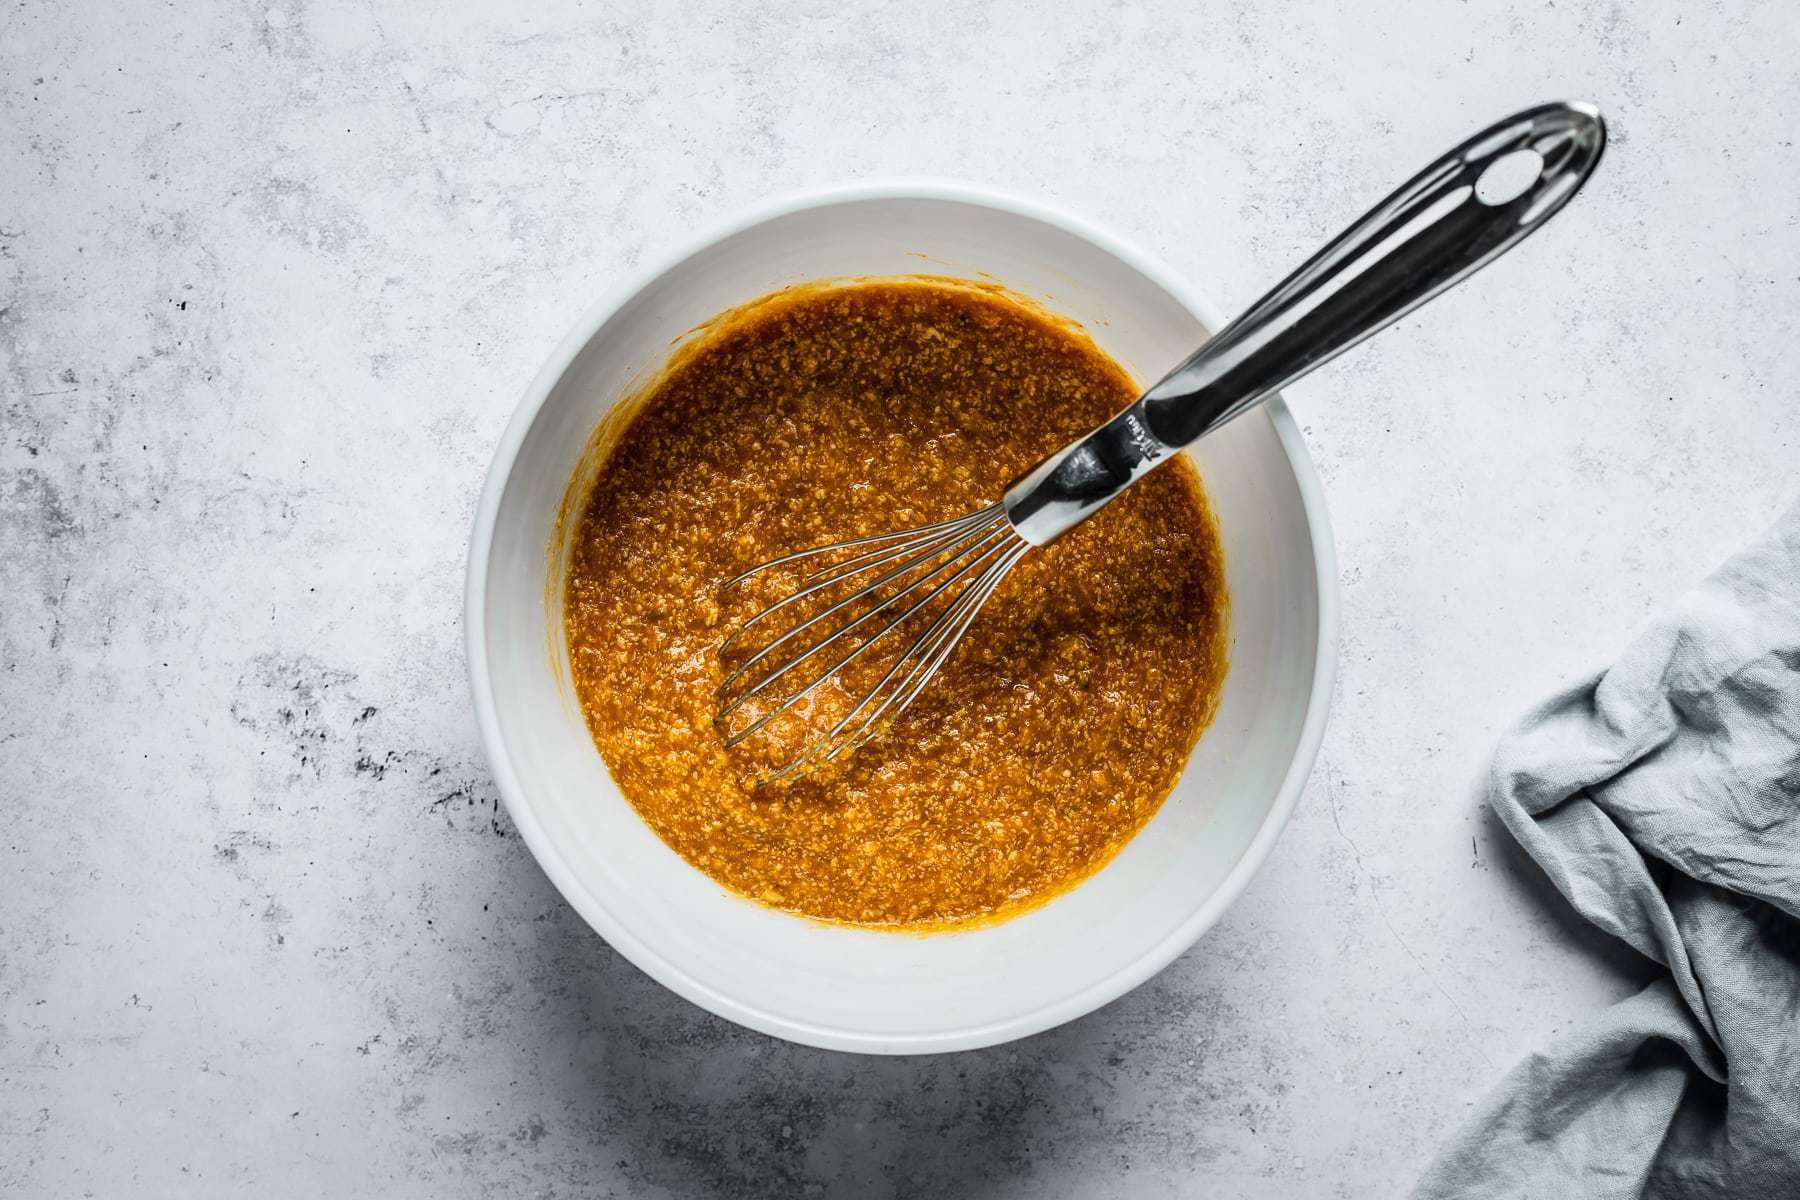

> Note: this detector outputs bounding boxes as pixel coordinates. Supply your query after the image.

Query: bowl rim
[465,179,1340,1054]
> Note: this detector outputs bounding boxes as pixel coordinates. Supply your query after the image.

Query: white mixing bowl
[466,183,1337,1053]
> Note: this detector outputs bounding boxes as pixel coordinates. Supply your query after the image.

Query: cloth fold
[1414,501,1800,1199]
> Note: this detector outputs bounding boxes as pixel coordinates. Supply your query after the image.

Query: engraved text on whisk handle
[1001,401,1178,546]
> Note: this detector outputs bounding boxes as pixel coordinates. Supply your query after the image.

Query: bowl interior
[472,192,1328,1052]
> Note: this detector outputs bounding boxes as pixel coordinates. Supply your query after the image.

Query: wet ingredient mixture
[562,279,1228,929]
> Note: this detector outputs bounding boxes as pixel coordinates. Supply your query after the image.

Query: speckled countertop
[5,2,1798,1196]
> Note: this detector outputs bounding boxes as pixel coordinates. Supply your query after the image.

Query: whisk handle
[1140,101,1605,445]
[1003,101,1605,546]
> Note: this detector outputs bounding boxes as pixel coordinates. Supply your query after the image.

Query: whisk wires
[715,504,1030,786]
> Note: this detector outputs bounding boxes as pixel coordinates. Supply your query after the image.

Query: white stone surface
[4,1,1798,1195]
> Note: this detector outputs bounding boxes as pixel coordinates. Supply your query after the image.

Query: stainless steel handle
[1003,101,1607,545]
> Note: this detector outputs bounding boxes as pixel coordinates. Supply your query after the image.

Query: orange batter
[561,279,1228,929]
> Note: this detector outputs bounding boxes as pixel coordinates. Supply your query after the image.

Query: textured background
[4,1,1798,1196]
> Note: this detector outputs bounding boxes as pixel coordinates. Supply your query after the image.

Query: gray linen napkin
[1413,500,1800,1199]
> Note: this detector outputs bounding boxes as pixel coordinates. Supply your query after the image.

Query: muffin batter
[562,279,1228,928]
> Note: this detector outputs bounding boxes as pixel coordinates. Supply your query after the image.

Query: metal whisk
[718,102,1606,785]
